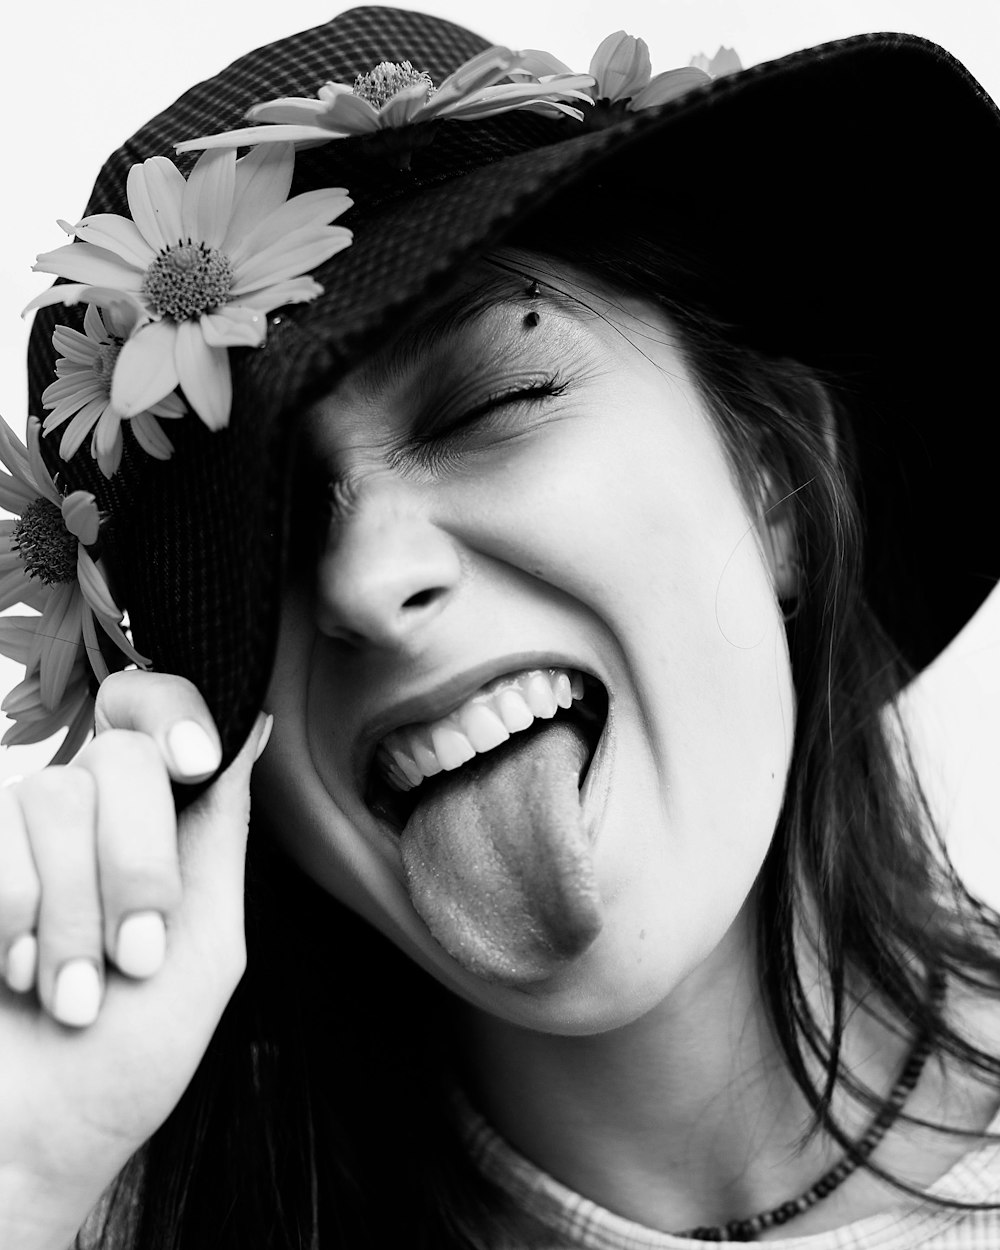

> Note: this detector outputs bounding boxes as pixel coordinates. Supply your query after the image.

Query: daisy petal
[175,319,232,430]
[42,376,106,414]
[26,419,60,506]
[182,148,236,250]
[149,389,186,418]
[130,413,174,460]
[230,225,352,295]
[111,320,180,417]
[316,82,356,103]
[51,324,99,366]
[200,306,266,348]
[75,546,121,620]
[81,602,110,681]
[0,420,32,477]
[0,616,39,665]
[0,571,35,614]
[517,48,576,77]
[442,85,591,121]
[127,156,186,250]
[631,67,710,109]
[71,213,157,269]
[22,284,149,323]
[223,143,295,250]
[590,32,651,100]
[228,188,352,266]
[236,276,323,311]
[380,81,437,127]
[91,407,125,478]
[314,95,383,134]
[39,588,84,710]
[62,491,100,545]
[0,474,37,514]
[83,303,107,339]
[175,124,338,153]
[57,397,109,459]
[247,97,328,124]
[50,696,95,764]
[2,671,92,753]
[433,46,518,106]
[32,241,144,291]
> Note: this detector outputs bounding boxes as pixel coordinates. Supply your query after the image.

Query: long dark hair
[85,210,1000,1249]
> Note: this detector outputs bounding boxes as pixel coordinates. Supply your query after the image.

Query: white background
[2,1,999,903]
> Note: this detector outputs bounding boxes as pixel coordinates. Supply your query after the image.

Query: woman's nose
[315,485,461,647]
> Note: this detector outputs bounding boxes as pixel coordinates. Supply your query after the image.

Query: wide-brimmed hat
[20,5,1000,773]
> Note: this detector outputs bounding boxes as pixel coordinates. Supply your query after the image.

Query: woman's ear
[756,468,798,599]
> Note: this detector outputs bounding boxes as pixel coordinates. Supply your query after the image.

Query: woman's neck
[459,918,942,1237]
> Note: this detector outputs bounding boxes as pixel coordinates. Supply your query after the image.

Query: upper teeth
[376,667,585,792]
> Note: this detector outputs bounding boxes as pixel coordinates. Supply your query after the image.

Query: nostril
[402,586,446,610]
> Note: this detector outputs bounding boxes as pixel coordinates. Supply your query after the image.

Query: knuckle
[96,670,204,725]
[85,726,164,776]
[103,852,182,910]
[40,908,103,948]
[20,765,96,825]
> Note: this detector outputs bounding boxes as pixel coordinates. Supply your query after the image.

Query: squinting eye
[415,375,567,449]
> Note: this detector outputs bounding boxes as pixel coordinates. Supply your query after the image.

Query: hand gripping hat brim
[27,5,1000,773]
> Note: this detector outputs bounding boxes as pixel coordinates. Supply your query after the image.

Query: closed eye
[410,374,568,452]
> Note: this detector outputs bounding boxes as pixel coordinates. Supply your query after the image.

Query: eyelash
[412,374,567,451]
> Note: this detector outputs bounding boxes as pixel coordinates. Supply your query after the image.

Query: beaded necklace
[677,974,943,1242]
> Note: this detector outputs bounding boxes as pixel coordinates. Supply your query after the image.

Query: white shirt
[459,1098,1000,1249]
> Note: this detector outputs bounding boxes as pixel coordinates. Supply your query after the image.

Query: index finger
[93,671,222,783]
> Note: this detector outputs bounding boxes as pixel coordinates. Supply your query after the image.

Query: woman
[2,6,1000,1247]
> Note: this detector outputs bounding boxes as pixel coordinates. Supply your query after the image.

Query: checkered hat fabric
[25,7,1000,775]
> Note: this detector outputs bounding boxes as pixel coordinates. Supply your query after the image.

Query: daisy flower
[689,46,743,79]
[174,45,592,155]
[520,32,711,121]
[0,416,148,715]
[26,143,353,432]
[0,636,94,764]
[42,302,186,478]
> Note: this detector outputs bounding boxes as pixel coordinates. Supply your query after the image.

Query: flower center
[93,337,123,385]
[11,498,77,585]
[142,241,234,320]
[353,60,434,109]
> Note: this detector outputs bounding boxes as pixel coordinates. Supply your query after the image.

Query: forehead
[303,249,677,453]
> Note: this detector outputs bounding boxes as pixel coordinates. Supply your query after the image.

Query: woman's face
[256,255,796,1034]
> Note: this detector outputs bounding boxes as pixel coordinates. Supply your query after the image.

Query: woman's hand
[0,670,269,1250]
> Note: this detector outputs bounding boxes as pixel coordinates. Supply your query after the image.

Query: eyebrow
[360,257,593,385]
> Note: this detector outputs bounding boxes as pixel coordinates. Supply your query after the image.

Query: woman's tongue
[401,719,603,986]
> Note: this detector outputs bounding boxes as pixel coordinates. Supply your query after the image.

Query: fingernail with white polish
[167,718,221,778]
[254,713,274,762]
[53,959,102,1028]
[116,911,166,978]
[5,934,37,993]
